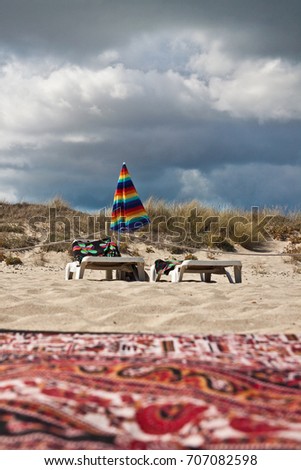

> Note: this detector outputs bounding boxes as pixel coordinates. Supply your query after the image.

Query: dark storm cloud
[1,0,300,61]
[2,117,300,210]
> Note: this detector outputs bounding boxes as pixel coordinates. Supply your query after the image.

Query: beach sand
[1,241,300,334]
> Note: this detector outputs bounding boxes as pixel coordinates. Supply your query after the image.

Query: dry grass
[0,234,38,249]
[32,251,48,267]
[267,209,301,241]
[184,253,198,260]
[283,243,301,265]
[143,198,278,251]
[1,199,301,256]
[4,255,23,266]
[0,198,110,251]
[0,224,25,233]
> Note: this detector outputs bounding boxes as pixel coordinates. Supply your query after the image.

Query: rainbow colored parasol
[110,162,150,233]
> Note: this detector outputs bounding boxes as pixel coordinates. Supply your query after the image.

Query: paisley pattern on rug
[0,332,300,449]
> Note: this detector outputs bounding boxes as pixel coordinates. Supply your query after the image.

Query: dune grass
[0,198,300,255]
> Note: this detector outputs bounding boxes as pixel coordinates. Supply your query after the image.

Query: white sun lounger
[150,260,242,283]
[65,256,146,281]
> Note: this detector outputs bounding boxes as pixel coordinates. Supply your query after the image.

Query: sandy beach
[1,242,300,334]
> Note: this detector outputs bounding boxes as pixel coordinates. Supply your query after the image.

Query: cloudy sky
[1,0,301,211]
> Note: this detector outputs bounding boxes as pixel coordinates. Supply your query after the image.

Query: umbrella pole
[117,230,120,251]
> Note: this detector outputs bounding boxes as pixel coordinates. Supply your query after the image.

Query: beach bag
[72,237,120,263]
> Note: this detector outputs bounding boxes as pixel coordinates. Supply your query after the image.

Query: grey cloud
[0,0,300,61]
[209,163,301,210]
[0,0,300,211]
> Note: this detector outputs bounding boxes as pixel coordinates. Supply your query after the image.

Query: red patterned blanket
[0,332,300,450]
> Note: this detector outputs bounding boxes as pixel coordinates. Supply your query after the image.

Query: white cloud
[176,168,224,206]
[97,49,120,66]
[0,55,212,151]
[0,167,20,202]
[1,35,300,155]
[0,188,18,203]
[187,40,235,77]
[209,59,301,121]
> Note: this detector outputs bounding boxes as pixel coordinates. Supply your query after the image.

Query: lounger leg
[224,269,234,284]
[200,273,205,282]
[65,261,80,280]
[204,273,211,282]
[171,267,180,282]
[106,270,113,280]
[75,264,86,279]
[176,266,186,282]
[150,265,157,282]
[65,263,73,280]
[136,263,146,281]
[119,270,128,280]
[234,266,242,283]
[178,266,186,282]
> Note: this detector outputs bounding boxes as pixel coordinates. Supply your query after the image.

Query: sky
[0,0,301,211]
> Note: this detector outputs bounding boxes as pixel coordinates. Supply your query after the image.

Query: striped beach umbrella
[110,162,150,234]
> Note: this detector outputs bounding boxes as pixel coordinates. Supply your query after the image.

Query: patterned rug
[0,331,301,450]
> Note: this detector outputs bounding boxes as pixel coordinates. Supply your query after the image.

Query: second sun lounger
[150,260,242,283]
[171,260,242,283]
